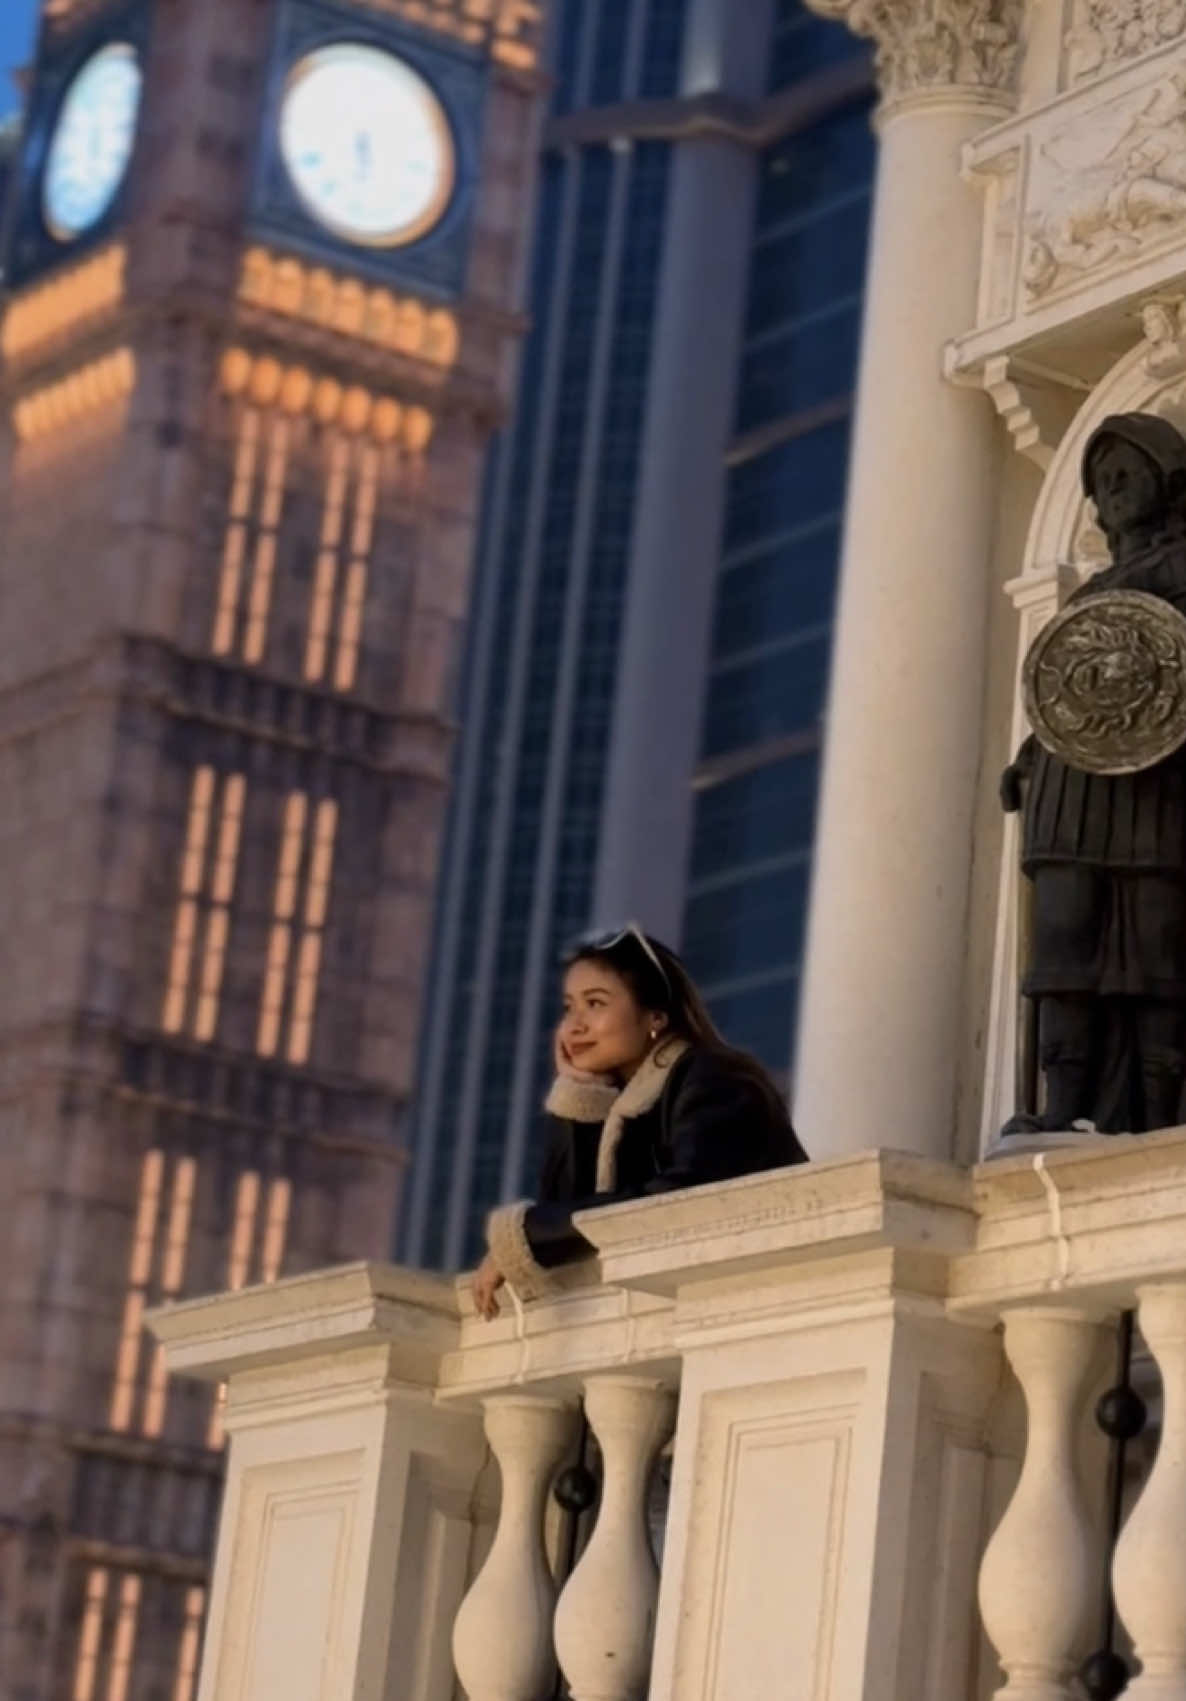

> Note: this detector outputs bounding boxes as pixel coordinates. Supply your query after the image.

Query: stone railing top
[435,1151,976,1400]
[150,1130,1186,1408]
[951,1124,1186,1314]
[147,1259,460,1388]
[576,1147,976,1297]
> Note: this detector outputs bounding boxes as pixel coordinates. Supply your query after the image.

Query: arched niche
[980,331,1186,1145]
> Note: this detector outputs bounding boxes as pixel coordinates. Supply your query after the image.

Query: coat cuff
[486,1200,563,1301]
[544,1074,618,1123]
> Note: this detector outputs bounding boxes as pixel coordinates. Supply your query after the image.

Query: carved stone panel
[1066,0,1186,87]
[1024,70,1186,303]
[952,40,1186,375]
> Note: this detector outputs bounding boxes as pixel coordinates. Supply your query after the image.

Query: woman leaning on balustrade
[473,925,808,1319]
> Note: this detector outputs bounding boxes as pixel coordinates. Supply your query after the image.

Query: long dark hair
[563,930,790,1123]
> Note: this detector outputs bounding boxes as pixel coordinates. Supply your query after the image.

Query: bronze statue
[1002,412,1186,1135]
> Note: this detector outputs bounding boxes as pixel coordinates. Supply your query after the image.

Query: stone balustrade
[149,1129,1186,1701]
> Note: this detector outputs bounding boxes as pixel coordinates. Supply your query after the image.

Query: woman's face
[558,958,660,1077]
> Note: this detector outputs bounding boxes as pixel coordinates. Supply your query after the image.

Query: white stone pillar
[554,1376,677,1701]
[978,1310,1102,1701]
[793,15,1016,1160]
[1114,1283,1186,1701]
[452,1395,574,1701]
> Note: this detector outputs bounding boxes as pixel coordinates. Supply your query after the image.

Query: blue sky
[0,4,39,122]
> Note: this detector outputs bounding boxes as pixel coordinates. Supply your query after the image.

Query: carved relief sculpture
[1068,0,1186,85]
[812,0,1022,107]
[1002,412,1186,1134]
[1024,72,1186,298]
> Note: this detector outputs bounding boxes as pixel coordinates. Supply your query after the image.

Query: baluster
[979,1309,1102,1701]
[1081,1310,1145,1701]
[1113,1283,1186,1701]
[453,1394,574,1701]
[554,1375,676,1701]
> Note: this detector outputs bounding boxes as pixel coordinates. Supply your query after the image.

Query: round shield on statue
[1023,589,1186,775]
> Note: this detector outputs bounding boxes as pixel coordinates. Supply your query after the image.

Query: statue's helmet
[1082,412,1186,505]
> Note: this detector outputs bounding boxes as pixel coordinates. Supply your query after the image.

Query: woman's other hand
[473,1253,506,1321]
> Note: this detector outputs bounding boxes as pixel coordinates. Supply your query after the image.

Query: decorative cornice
[238,248,460,372]
[347,0,543,72]
[1067,0,1186,85]
[2,244,126,363]
[119,1031,413,1155]
[0,628,455,786]
[808,0,1023,113]
[947,353,1085,469]
[219,345,435,452]
[12,346,135,440]
[43,1,541,69]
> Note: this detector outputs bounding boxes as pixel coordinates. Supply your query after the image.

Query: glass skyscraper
[402,0,876,1270]
[680,49,875,1081]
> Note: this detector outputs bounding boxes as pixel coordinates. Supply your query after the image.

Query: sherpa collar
[545,1074,619,1124]
[543,1039,691,1193]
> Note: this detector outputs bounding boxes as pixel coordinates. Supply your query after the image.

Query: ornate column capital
[809,0,1023,114]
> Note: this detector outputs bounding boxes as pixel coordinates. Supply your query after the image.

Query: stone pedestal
[150,1266,488,1701]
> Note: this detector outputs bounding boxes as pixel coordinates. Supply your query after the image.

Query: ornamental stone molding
[969,353,1087,468]
[238,247,462,371]
[1,244,126,363]
[950,39,1186,379]
[1140,293,1186,376]
[217,345,436,451]
[11,347,136,442]
[1023,70,1186,302]
[42,0,545,71]
[809,0,1022,111]
[1067,0,1186,86]
[350,0,544,72]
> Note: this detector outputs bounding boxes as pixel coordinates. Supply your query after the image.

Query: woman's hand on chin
[553,1027,614,1086]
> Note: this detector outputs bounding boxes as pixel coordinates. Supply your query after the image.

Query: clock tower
[0,2,545,1698]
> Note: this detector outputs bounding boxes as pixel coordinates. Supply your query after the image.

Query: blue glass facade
[681,46,876,1083]
[405,0,685,1269]
[404,0,877,1268]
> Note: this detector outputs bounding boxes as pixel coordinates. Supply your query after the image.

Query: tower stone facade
[0,1,546,1696]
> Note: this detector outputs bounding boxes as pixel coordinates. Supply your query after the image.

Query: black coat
[524,1048,807,1270]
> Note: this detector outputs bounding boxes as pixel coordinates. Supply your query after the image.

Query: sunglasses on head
[567,921,671,1000]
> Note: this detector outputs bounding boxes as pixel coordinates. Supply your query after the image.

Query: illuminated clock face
[43,43,143,242]
[279,44,456,248]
